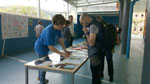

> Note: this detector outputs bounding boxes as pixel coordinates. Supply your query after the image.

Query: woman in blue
[34,14,71,84]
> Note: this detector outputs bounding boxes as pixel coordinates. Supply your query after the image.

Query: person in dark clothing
[97,15,114,82]
[80,13,104,84]
[61,20,72,48]
[100,50,114,82]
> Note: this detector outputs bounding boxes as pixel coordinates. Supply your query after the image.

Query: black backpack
[101,21,117,50]
[89,19,117,51]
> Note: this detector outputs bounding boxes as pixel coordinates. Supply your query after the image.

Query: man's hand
[62,50,71,58]
[48,46,71,59]
[61,53,70,58]
[82,27,88,33]
[64,50,71,55]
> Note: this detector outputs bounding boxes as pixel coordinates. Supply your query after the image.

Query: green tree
[0,6,50,19]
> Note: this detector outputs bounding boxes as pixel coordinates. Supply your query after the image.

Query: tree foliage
[0,6,50,19]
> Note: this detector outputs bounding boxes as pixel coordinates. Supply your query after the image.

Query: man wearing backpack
[96,15,115,82]
[80,13,104,84]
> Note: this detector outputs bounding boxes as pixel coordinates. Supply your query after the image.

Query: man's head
[79,13,92,27]
[115,24,119,27]
[96,15,103,22]
[69,15,73,23]
[38,20,42,25]
[52,14,66,30]
[65,20,70,26]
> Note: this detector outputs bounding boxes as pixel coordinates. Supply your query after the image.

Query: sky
[0,0,68,12]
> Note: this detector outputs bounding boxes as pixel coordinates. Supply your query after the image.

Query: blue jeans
[36,53,48,84]
[64,40,71,48]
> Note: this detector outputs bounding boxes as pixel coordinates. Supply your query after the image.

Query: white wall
[134,0,147,12]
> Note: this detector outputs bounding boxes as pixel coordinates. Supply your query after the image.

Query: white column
[37,0,41,17]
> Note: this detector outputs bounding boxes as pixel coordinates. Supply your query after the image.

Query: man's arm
[48,46,63,55]
[48,46,69,58]
[58,38,71,54]
[58,38,66,50]
[87,33,97,46]
[84,33,96,46]
[83,25,98,46]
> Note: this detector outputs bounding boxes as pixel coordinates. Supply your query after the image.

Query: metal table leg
[68,73,74,84]
[25,66,28,84]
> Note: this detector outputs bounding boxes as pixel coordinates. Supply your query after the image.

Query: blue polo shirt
[34,24,62,56]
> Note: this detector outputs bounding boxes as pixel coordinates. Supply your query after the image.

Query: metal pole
[2,40,5,56]
[25,66,29,84]
[67,2,69,20]
[68,73,74,84]
[119,0,123,27]
[126,0,139,58]
[37,0,40,17]
[121,0,131,54]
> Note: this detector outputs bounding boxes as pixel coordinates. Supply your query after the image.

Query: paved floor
[0,35,144,84]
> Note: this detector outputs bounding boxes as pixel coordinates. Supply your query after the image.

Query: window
[134,27,136,31]
[140,27,142,31]
[141,14,144,17]
[135,14,138,17]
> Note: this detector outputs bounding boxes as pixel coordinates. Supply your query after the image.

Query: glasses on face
[81,20,87,26]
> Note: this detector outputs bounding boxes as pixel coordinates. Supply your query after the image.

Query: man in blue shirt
[34,14,70,84]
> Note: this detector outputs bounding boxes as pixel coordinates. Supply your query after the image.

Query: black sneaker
[101,74,104,79]
[109,76,113,82]
[38,78,49,83]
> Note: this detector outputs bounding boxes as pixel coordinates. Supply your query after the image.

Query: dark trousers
[90,53,102,84]
[70,37,73,46]
[100,49,114,78]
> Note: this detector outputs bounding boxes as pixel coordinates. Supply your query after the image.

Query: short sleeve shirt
[35,24,44,37]
[34,24,62,55]
[89,24,99,34]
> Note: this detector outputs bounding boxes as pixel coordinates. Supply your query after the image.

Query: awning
[63,0,118,8]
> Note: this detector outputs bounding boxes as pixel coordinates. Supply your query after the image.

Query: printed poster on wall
[1,14,28,39]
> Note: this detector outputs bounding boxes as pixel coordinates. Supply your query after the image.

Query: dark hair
[65,20,70,25]
[115,24,119,27]
[52,14,66,25]
[69,15,73,18]
[96,15,103,22]
[38,20,42,24]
